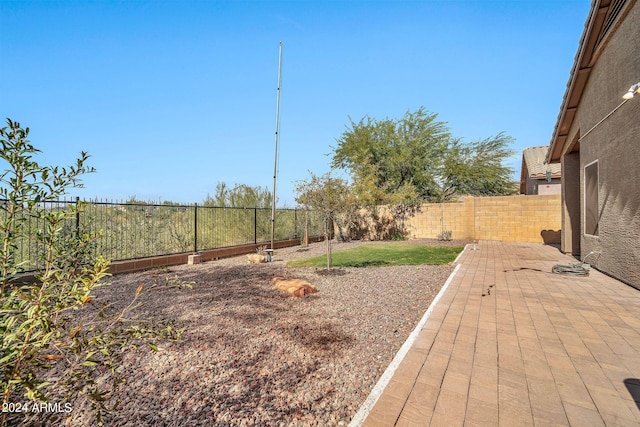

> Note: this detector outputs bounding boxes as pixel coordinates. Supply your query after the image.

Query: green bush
[0,119,189,426]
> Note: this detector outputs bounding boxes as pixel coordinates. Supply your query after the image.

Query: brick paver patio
[352,241,640,426]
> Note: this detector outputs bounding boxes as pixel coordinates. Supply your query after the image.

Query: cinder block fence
[406,194,561,244]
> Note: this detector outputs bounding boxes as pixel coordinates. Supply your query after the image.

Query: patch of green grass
[286,243,463,268]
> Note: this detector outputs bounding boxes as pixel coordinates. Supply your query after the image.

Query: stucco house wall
[523,176,561,195]
[534,178,561,195]
[550,0,640,287]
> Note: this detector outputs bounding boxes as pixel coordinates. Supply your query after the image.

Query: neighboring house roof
[523,146,562,179]
[546,0,632,163]
[520,146,562,193]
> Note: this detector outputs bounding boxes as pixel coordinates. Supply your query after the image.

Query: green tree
[294,172,358,269]
[437,133,517,202]
[0,119,188,426]
[331,107,516,204]
[205,181,273,208]
[332,107,450,205]
[205,182,285,245]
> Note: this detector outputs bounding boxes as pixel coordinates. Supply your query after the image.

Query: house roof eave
[546,0,613,164]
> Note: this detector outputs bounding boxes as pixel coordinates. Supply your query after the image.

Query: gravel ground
[60,239,468,426]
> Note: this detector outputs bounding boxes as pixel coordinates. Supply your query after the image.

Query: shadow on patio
[351,240,640,426]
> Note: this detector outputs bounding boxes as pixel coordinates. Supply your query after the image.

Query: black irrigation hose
[552,263,590,276]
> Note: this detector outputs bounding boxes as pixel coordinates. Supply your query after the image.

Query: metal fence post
[75,196,80,239]
[194,203,198,253]
[254,207,257,244]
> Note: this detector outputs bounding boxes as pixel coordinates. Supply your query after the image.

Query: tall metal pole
[271,41,283,251]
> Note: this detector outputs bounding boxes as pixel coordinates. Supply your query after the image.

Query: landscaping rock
[246,253,266,263]
[271,277,318,297]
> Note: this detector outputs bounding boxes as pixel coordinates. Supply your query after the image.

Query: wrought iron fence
[2,198,325,271]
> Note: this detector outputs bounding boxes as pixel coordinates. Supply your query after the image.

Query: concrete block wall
[407,202,469,241]
[406,194,561,244]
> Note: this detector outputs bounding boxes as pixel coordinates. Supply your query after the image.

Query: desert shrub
[0,119,189,426]
[437,230,453,241]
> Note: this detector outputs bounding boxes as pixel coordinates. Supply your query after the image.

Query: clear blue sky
[1,0,590,206]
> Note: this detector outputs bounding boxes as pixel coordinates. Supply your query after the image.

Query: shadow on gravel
[314,268,348,276]
[341,260,389,268]
[277,322,355,352]
[158,264,291,311]
[91,262,358,425]
[101,340,330,426]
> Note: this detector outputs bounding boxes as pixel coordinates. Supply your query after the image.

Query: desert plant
[0,119,188,426]
[295,172,359,269]
[331,107,516,204]
[437,230,453,241]
[389,231,406,241]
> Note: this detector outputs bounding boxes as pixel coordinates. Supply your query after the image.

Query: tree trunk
[325,216,332,270]
[304,209,309,246]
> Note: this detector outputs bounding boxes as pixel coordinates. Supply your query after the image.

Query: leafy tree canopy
[294,172,354,215]
[331,107,516,204]
[294,172,359,268]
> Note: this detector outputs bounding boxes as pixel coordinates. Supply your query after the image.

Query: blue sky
[0,0,590,206]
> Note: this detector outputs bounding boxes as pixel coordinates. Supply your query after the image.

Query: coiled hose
[551,263,590,276]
